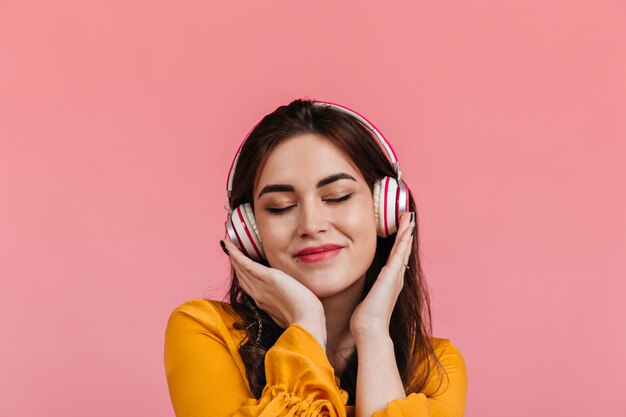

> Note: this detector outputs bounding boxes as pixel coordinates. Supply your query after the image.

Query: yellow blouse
[164,299,467,417]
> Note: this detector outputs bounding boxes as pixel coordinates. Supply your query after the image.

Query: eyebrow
[257,172,357,199]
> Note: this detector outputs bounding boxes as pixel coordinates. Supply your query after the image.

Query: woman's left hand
[349,211,415,343]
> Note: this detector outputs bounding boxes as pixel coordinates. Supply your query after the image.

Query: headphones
[225,100,409,261]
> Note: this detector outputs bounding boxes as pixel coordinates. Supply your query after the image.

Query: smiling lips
[295,244,343,263]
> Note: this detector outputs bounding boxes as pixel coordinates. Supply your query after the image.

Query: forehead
[254,133,364,191]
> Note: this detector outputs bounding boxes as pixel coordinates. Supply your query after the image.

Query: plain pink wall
[1,1,624,416]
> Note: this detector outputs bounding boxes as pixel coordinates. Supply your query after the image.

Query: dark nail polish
[410,225,415,236]
[220,240,230,255]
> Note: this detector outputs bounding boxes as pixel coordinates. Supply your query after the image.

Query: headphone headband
[226,100,403,205]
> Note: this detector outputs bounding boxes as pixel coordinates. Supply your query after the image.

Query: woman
[164,99,467,416]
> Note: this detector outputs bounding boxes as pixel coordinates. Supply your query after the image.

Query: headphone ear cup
[373,177,410,237]
[373,179,384,236]
[225,203,265,261]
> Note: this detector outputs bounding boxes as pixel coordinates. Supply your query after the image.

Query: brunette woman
[164,99,467,417]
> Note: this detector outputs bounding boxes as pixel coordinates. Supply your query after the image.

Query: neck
[319,276,365,374]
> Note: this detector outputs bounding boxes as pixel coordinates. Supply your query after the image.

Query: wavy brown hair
[225,99,446,405]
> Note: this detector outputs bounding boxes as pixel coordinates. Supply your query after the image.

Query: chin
[298,271,366,300]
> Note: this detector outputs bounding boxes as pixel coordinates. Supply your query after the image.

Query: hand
[221,239,327,347]
[349,212,415,343]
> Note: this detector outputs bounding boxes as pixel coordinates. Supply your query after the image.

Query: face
[252,133,378,300]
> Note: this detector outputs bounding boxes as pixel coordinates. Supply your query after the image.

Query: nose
[295,198,329,238]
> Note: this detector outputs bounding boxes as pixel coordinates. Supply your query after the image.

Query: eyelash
[266,194,353,215]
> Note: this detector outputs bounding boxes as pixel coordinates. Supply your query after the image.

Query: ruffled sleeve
[371,340,467,417]
[237,324,347,417]
[164,300,347,417]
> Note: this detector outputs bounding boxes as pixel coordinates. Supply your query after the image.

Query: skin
[222,133,415,416]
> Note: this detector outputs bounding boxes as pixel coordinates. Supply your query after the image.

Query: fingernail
[220,240,230,255]
[411,212,415,223]
[410,225,415,236]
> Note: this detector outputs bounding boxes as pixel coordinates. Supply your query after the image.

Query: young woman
[164,99,467,417]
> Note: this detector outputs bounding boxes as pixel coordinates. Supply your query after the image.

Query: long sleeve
[164,300,347,417]
[371,340,467,417]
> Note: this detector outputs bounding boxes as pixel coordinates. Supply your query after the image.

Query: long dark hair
[226,99,446,404]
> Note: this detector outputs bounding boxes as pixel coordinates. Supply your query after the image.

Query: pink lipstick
[295,244,343,263]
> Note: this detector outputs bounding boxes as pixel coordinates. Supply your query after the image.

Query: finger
[221,240,260,295]
[386,212,415,273]
[401,223,415,267]
[372,214,413,297]
[230,258,256,296]
[402,239,413,268]
[222,239,274,282]
[389,212,413,255]
[231,261,250,288]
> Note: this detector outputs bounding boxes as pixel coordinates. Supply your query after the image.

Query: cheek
[359,217,378,259]
[349,202,375,227]
[255,215,291,265]
[361,201,378,251]
[343,199,377,250]
[349,192,376,229]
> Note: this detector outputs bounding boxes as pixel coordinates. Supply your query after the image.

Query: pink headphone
[225,100,409,261]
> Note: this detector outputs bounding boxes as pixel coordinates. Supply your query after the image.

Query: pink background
[1,1,624,416]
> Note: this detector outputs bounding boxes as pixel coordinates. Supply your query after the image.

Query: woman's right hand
[221,239,327,348]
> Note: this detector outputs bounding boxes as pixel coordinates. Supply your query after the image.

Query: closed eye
[266,206,294,215]
[324,194,353,204]
[265,194,353,215]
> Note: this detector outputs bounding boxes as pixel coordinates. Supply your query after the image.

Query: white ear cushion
[397,180,409,218]
[373,178,386,237]
[242,203,263,247]
[227,203,265,260]
[383,177,399,236]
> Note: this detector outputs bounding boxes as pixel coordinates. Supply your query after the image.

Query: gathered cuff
[239,324,347,417]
